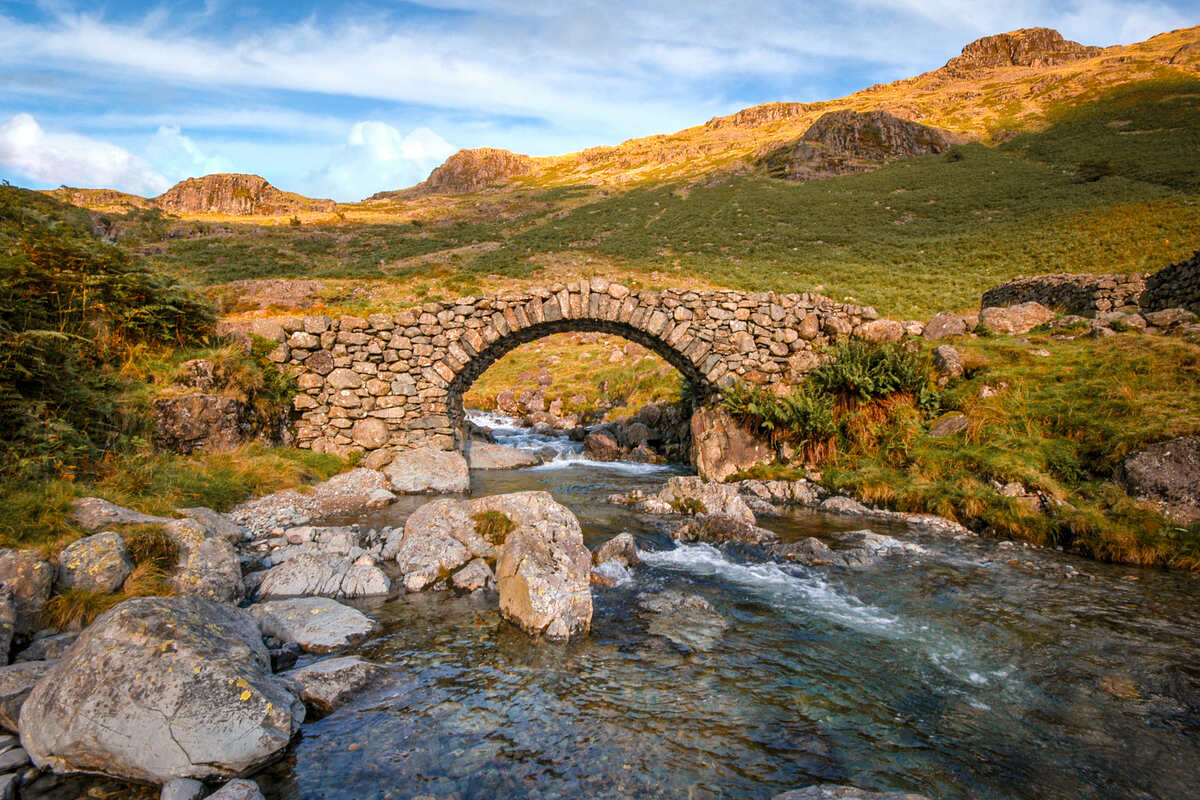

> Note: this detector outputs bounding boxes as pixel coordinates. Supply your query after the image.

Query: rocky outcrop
[54,532,133,594]
[20,596,304,784]
[283,656,389,717]
[690,406,774,483]
[383,448,470,494]
[152,394,250,453]
[942,28,1101,76]
[485,492,592,640]
[154,174,334,216]
[413,148,535,195]
[1118,436,1200,524]
[759,110,954,181]
[248,597,378,653]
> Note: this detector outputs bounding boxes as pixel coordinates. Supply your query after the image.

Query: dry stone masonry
[267,281,881,459]
[1142,249,1200,314]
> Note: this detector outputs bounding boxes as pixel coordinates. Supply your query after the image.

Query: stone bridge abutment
[270,280,884,460]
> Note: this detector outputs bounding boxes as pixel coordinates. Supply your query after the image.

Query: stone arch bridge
[270,280,884,459]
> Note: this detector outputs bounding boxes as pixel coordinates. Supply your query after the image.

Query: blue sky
[1,0,1195,201]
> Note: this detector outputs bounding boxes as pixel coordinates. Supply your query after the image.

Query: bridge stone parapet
[273,280,881,458]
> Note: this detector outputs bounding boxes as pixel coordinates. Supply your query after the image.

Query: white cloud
[0,113,169,195]
[307,121,456,201]
[144,125,234,182]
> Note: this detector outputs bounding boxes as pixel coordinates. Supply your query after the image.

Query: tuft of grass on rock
[473,511,516,545]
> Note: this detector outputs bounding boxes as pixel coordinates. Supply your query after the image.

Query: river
[252,412,1198,800]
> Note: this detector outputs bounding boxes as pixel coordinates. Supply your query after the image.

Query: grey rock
[13,633,76,663]
[176,507,247,543]
[735,479,827,508]
[163,519,243,603]
[481,492,592,640]
[0,551,53,634]
[928,412,969,438]
[1143,307,1197,328]
[0,591,13,664]
[978,302,1054,335]
[0,746,28,771]
[249,597,377,653]
[230,469,396,537]
[383,448,469,494]
[54,532,133,594]
[161,777,205,800]
[256,553,390,600]
[818,496,870,515]
[207,779,265,800]
[690,406,773,483]
[676,514,778,545]
[0,660,57,733]
[592,533,640,568]
[932,344,963,381]
[771,530,923,568]
[69,497,172,531]
[465,443,543,469]
[639,476,757,526]
[19,596,303,784]
[0,773,14,800]
[284,656,389,717]
[383,498,488,592]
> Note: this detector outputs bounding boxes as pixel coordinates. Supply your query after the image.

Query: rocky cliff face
[416,148,536,195]
[942,28,1102,76]
[154,174,335,216]
[757,110,954,181]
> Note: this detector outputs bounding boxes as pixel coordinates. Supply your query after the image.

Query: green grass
[734,332,1200,568]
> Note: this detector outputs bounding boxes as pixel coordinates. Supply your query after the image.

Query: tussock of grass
[473,511,515,545]
[44,588,121,630]
[124,526,179,571]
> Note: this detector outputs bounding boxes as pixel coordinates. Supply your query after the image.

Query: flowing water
[257,413,1199,800]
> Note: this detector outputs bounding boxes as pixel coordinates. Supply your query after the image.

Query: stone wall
[264,281,885,458]
[1142,249,1200,313]
[980,273,1146,315]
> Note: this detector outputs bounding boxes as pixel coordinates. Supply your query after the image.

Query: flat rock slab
[20,596,303,784]
[69,498,173,531]
[231,469,396,536]
[384,448,470,494]
[284,656,390,716]
[465,443,543,470]
[249,597,378,653]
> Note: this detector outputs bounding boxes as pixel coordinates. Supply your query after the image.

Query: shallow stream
[257,413,1198,800]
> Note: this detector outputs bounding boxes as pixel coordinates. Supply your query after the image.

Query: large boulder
[230,469,396,537]
[592,533,640,568]
[0,551,53,634]
[0,660,58,733]
[248,597,377,653]
[381,498,493,592]
[465,443,542,470]
[921,312,968,340]
[1118,435,1200,524]
[152,394,248,453]
[283,656,389,717]
[978,302,1054,335]
[20,596,303,784]
[690,406,773,483]
[54,532,133,594]
[70,498,172,531]
[484,492,592,640]
[583,432,620,462]
[383,448,469,494]
[163,519,243,603]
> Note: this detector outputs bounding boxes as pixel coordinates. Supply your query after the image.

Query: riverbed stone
[54,532,133,594]
[248,597,378,653]
[207,779,265,800]
[19,596,303,784]
[384,448,469,494]
[284,656,389,717]
[592,533,640,568]
[676,514,778,545]
[160,778,205,800]
[485,492,592,640]
[639,590,728,652]
[642,476,757,526]
[382,498,487,592]
[774,786,931,800]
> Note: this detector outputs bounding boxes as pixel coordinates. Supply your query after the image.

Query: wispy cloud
[307,122,456,200]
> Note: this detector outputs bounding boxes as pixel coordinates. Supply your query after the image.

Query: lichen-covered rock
[486,492,592,640]
[0,551,53,634]
[176,507,246,544]
[734,479,827,508]
[383,448,469,494]
[55,532,133,594]
[230,469,396,537]
[856,319,904,343]
[248,597,377,653]
[255,554,390,600]
[451,558,495,592]
[978,302,1054,335]
[163,520,243,603]
[19,596,303,784]
[465,443,543,469]
[0,660,57,733]
[382,498,490,592]
[152,394,248,453]
[283,656,389,717]
[676,514,778,545]
[640,476,757,526]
